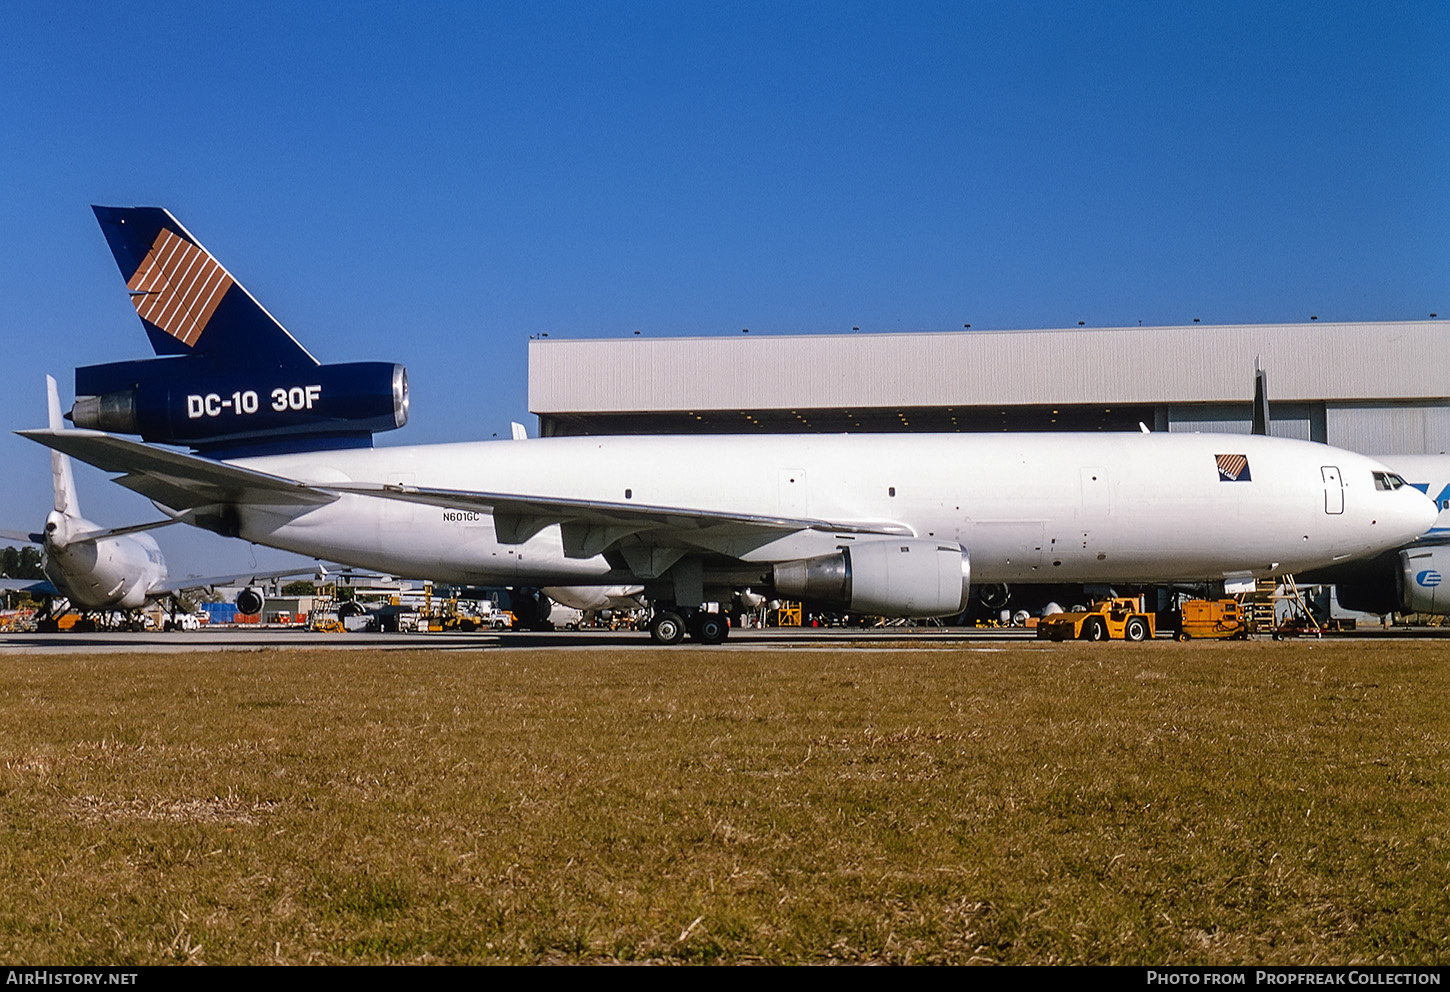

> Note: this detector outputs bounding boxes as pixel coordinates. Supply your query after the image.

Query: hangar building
[528,320,1449,456]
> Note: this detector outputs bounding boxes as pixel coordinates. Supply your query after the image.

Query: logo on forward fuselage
[1216,454,1252,482]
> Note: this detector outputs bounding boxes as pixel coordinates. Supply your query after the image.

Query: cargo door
[969,519,1045,575]
[1321,466,1343,515]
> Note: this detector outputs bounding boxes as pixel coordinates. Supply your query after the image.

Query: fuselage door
[1321,466,1344,515]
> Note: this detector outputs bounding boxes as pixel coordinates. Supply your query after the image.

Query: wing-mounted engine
[772,538,971,617]
[72,358,408,455]
[1400,547,1450,614]
[235,587,265,616]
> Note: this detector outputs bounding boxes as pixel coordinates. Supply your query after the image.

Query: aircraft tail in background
[45,375,78,519]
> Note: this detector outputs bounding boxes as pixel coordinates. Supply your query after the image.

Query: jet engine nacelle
[1400,547,1450,614]
[72,359,408,454]
[235,587,265,616]
[772,539,971,617]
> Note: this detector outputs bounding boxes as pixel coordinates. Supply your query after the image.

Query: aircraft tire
[1124,618,1148,642]
[1176,631,1190,642]
[693,614,728,644]
[1082,619,1107,642]
[650,611,687,646]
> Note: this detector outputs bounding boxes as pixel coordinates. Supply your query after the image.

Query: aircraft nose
[1415,487,1438,527]
[1412,488,1439,534]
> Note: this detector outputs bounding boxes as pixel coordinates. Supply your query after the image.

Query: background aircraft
[0,377,325,629]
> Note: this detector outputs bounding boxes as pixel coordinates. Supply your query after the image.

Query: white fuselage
[221,432,1435,589]
[42,511,167,611]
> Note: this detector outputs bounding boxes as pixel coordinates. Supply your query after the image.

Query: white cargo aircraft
[17,207,1438,642]
[21,424,1436,642]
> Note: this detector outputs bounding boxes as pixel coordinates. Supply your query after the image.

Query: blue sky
[2,1,1446,576]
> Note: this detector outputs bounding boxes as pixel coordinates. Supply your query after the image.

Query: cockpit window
[1373,471,1406,491]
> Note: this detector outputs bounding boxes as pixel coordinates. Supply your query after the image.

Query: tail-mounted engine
[81,206,409,457]
[72,358,408,455]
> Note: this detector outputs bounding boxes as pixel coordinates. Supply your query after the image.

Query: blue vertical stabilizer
[91,205,318,369]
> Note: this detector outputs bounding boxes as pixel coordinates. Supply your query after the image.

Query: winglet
[45,375,79,518]
[91,205,318,368]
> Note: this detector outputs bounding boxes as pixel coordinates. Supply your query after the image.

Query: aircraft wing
[16,429,338,509]
[151,565,329,598]
[19,428,911,562]
[329,481,913,559]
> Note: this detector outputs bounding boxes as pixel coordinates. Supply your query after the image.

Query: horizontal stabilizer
[17,429,338,511]
[64,517,183,545]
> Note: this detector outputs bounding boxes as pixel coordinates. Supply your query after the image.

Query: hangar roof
[528,321,1449,415]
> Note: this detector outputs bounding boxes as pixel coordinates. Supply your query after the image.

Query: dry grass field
[1,639,1447,965]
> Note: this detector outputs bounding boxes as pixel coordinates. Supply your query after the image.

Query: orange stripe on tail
[126,228,234,347]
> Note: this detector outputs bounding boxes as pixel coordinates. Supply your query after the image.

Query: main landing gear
[648,605,730,645]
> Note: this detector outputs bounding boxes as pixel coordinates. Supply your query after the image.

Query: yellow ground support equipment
[770,602,803,627]
[307,596,347,633]
[1036,597,1156,642]
[1175,598,1248,641]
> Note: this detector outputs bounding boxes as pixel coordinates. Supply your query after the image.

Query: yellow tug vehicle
[1036,597,1156,642]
